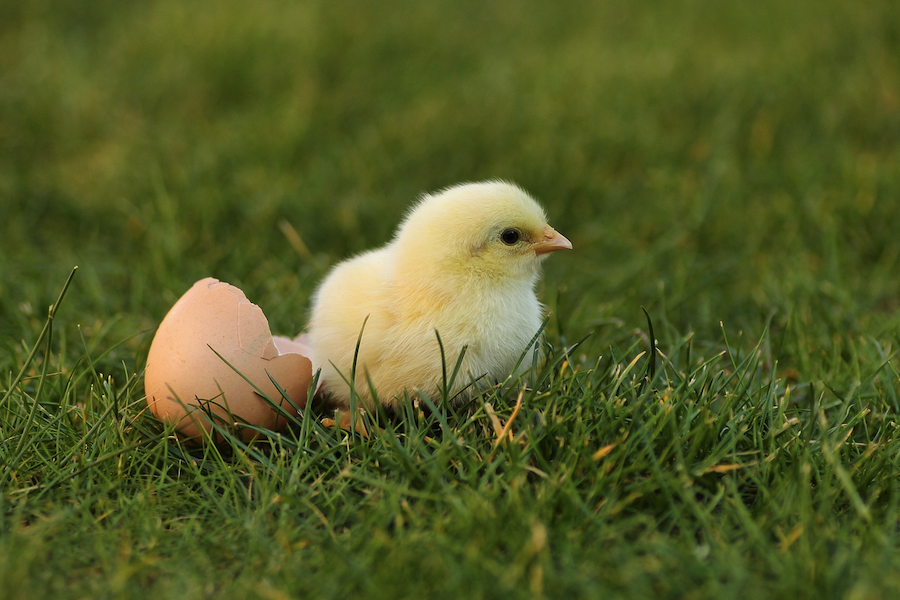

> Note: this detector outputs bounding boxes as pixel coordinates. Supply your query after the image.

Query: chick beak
[534,225,573,255]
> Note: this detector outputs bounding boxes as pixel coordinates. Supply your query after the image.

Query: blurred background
[1,0,898,369]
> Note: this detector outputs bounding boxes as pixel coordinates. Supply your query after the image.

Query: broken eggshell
[144,277,312,442]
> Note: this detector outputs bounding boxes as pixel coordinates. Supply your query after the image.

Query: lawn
[2,0,900,598]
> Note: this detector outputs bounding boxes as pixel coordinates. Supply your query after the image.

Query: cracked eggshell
[144,278,312,442]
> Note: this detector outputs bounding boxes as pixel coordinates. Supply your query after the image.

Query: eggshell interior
[145,278,312,442]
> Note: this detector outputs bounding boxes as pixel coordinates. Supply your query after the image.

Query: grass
[2,0,900,597]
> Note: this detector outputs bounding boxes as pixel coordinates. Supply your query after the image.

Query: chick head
[393,180,571,285]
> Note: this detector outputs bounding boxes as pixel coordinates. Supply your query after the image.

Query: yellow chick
[306,180,571,412]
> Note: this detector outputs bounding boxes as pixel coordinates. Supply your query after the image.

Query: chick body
[307,181,570,410]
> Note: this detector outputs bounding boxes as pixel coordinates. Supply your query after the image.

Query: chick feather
[306,180,571,411]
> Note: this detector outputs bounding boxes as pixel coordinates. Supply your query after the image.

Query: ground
[1,0,899,598]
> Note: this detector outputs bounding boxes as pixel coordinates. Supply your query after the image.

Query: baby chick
[306,180,571,412]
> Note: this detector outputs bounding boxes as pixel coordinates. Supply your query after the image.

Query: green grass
[2,0,900,597]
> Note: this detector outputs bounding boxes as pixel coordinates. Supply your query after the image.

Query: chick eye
[500,228,521,245]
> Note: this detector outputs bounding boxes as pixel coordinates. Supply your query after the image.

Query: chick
[306,180,571,412]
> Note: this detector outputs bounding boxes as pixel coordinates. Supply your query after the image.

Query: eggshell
[145,278,312,442]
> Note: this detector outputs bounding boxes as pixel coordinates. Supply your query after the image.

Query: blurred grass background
[3,0,897,343]
[2,0,900,597]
